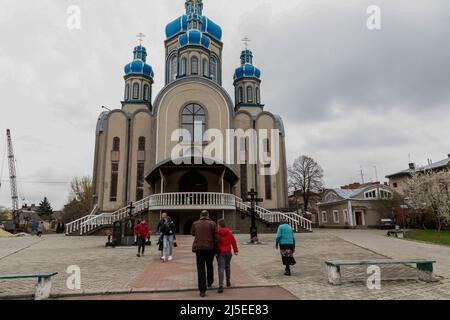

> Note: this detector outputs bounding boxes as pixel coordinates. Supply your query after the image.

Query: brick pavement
[0,231,449,300]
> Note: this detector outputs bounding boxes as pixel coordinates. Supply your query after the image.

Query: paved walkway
[1,231,449,300]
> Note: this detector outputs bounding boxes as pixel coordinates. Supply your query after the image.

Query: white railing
[65,205,98,235]
[79,195,152,235]
[67,193,313,236]
[149,192,236,210]
[235,198,313,232]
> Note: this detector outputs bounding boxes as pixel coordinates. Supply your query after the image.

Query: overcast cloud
[0,0,449,209]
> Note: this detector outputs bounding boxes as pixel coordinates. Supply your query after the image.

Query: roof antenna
[373,165,378,182]
[360,166,365,184]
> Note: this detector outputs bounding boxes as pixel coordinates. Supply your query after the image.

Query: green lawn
[406,229,450,246]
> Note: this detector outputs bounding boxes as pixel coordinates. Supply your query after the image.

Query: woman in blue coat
[275,219,296,276]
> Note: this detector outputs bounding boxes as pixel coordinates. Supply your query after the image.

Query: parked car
[376,219,396,230]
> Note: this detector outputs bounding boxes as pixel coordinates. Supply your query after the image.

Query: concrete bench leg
[327,265,341,285]
[417,263,437,283]
[35,277,52,300]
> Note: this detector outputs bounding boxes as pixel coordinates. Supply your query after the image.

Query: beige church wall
[102,111,128,211]
[233,112,256,197]
[93,130,107,209]
[255,113,279,209]
[278,135,288,208]
[155,80,231,164]
[129,111,153,202]
[238,106,263,117]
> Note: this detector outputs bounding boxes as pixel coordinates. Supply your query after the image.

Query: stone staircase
[66,193,312,236]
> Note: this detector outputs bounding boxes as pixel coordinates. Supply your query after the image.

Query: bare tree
[288,156,324,213]
[62,176,93,222]
[407,170,450,232]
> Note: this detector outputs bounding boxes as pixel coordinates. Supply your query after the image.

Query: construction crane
[6,129,20,226]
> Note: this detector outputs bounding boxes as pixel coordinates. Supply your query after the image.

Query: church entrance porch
[148,210,223,235]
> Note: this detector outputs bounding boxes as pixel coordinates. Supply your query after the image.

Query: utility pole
[360,166,365,184]
[6,129,20,226]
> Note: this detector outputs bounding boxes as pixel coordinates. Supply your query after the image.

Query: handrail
[67,193,313,236]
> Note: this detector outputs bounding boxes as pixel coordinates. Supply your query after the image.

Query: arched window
[170,55,177,81]
[191,56,199,75]
[181,57,187,76]
[138,137,146,151]
[113,137,120,151]
[203,58,209,77]
[247,86,253,103]
[181,103,206,142]
[238,87,243,104]
[210,57,217,81]
[256,87,260,104]
[132,83,140,100]
[125,84,130,100]
[143,84,150,101]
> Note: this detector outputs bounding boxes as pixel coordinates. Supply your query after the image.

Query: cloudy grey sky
[0,0,449,209]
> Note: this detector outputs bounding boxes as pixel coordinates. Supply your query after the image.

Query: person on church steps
[275,219,296,276]
[134,220,150,257]
[158,212,176,262]
[216,219,238,293]
[191,210,218,298]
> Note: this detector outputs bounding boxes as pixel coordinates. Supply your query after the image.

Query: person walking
[275,219,296,276]
[37,222,44,237]
[191,210,218,298]
[216,219,238,293]
[134,220,150,257]
[158,212,176,262]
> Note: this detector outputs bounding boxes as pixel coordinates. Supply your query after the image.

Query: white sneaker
[168,256,173,261]
[161,256,166,262]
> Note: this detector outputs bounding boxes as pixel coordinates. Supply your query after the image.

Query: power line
[0,179,71,185]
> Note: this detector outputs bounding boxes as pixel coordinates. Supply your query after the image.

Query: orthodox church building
[91,0,292,234]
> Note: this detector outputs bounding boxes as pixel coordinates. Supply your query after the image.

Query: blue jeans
[217,253,232,288]
[163,235,174,257]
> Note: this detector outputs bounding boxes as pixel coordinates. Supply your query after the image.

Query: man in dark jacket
[191,210,218,297]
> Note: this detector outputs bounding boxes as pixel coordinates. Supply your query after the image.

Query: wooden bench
[0,272,58,300]
[325,259,436,285]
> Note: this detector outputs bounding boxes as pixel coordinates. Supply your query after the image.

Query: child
[216,219,238,293]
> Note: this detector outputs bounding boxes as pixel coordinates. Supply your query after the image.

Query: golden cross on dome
[136,33,146,46]
[242,37,251,50]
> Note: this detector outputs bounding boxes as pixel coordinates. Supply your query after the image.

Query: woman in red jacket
[134,220,150,257]
[216,219,238,293]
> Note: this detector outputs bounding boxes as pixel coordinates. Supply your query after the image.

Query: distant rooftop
[386,154,450,178]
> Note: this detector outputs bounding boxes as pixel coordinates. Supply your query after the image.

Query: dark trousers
[217,253,232,288]
[137,236,146,254]
[196,250,215,293]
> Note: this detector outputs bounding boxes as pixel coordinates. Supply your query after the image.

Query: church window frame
[181,57,187,76]
[191,56,199,75]
[110,162,119,202]
[169,54,177,82]
[113,137,120,152]
[210,56,217,81]
[256,87,260,104]
[143,84,150,102]
[125,84,130,100]
[132,82,140,100]
[180,103,207,143]
[203,58,209,77]
[238,87,244,104]
[247,86,254,103]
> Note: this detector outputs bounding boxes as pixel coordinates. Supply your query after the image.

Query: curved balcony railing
[148,192,236,210]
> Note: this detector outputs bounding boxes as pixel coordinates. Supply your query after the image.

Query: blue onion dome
[178,29,211,49]
[234,49,261,80]
[165,0,222,41]
[124,45,154,79]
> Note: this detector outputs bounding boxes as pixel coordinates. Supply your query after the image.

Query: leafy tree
[37,197,53,218]
[373,192,403,219]
[0,206,12,221]
[288,156,324,213]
